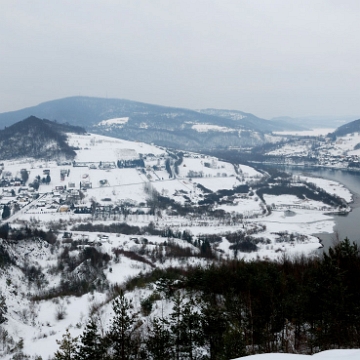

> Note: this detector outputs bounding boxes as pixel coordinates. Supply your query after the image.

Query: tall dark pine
[200,297,228,360]
[54,329,78,360]
[20,169,29,184]
[2,205,10,220]
[76,319,105,360]
[170,293,204,360]
[0,292,7,325]
[109,290,137,360]
[146,317,173,360]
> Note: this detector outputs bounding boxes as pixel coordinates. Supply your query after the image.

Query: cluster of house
[273,135,360,168]
[25,188,83,214]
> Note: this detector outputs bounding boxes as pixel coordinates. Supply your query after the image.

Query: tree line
[52,238,360,359]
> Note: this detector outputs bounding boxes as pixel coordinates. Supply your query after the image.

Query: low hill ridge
[0,96,306,151]
[0,116,86,160]
[331,118,360,137]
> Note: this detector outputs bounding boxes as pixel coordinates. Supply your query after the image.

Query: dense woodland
[0,116,85,160]
[44,238,360,359]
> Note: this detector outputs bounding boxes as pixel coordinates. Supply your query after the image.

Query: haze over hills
[0,96,308,151]
[198,108,307,132]
[271,115,356,130]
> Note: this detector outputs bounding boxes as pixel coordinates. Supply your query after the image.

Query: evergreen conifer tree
[146,317,173,360]
[220,325,246,360]
[54,329,78,360]
[200,297,228,360]
[76,318,105,360]
[169,293,204,360]
[2,205,10,220]
[108,290,137,360]
[0,292,7,325]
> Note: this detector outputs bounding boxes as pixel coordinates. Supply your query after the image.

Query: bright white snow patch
[300,176,353,203]
[192,124,235,133]
[233,349,360,360]
[97,117,129,126]
[273,128,334,136]
[68,133,165,162]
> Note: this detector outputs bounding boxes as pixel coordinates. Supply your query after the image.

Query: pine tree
[54,328,78,360]
[221,325,246,360]
[108,290,137,360]
[20,169,29,184]
[146,317,173,360]
[0,292,7,325]
[183,300,204,359]
[170,292,182,360]
[200,297,228,360]
[2,205,10,220]
[169,293,204,360]
[76,319,105,360]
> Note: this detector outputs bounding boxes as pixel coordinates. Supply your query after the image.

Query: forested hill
[331,118,360,137]
[49,238,360,359]
[0,96,282,132]
[0,116,85,160]
[0,96,304,151]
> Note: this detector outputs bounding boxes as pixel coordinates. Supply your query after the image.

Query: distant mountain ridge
[199,108,307,132]
[0,96,307,151]
[0,116,85,160]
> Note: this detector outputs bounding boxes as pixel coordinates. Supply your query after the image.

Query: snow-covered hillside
[0,132,355,359]
[264,129,360,169]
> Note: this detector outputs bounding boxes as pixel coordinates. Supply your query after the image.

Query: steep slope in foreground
[0,116,86,160]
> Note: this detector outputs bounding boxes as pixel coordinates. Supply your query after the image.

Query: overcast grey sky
[1,0,359,119]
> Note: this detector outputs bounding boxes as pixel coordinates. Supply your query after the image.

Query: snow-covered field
[97,117,129,127]
[192,124,235,132]
[1,132,352,259]
[299,176,352,203]
[266,131,360,168]
[235,349,360,360]
[273,128,335,136]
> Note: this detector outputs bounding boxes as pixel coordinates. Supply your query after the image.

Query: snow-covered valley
[0,131,356,359]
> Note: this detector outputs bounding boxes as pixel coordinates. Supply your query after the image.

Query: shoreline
[257,162,360,207]
[253,162,360,250]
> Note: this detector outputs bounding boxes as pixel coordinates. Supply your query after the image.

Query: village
[0,133,255,223]
[267,131,360,168]
[0,133,352,264]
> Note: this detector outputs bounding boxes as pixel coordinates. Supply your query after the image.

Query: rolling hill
[330,118,360,138]
[0,116,86,160]
[0,96,303,151]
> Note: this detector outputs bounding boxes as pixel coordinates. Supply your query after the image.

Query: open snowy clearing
[299,176,352,203]
[273,128,335,136]
[68,133,166,162]
[191,124,236,132]
[97,117,129,126]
